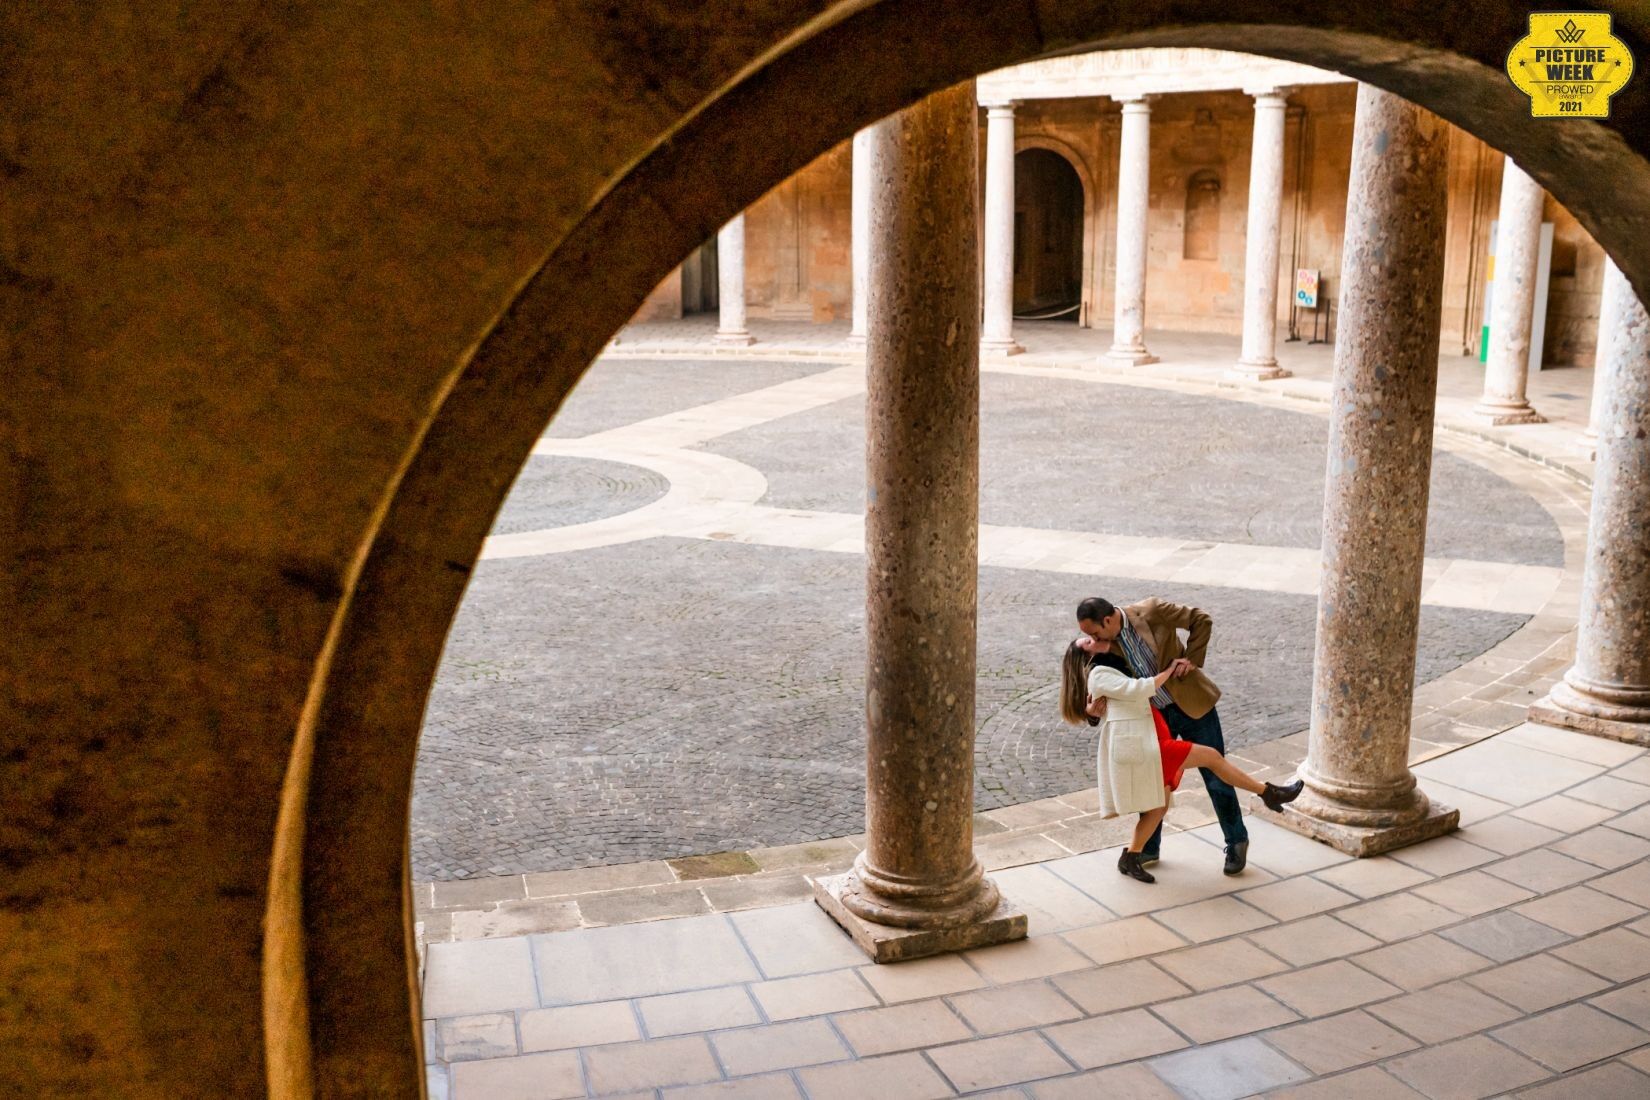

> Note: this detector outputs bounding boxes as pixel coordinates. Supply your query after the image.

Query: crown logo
[1555,19,1586,44]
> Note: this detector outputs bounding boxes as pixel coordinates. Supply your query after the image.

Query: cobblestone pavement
[412,357,1555,880]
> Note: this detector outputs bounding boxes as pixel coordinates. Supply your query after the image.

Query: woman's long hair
[1059,641,1130,726]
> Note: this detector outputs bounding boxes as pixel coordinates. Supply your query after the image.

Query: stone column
[813,80,1025,962]
[1473,157,1547,423]
[1581,258,1628,458]
[1275,85,1459,857]
[714,214,755,346]
[848,128,873,345]
[1231,88,1291,380]
[980,100,1023,356]
[1106,94,1158,364]
[1532,259,1650,743]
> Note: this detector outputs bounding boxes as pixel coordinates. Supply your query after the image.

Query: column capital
[979,98,1017,114]
[1111,92,1157,111]
[1244,86,1294,104]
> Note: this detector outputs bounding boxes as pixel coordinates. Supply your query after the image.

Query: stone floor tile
[832,999,972,1056]
[701,873,814,912]
[1464,953,1612,1012]
[749,969,879,1022]
[1416,781,1511,826]
[1626,1045,1650,1074]
[711,1018,847,1076]
[1264,1009,1420,1075]
[1511,794,1621,833]
[1455,815,1564,855]
[1515,885,1645,936]
[451,899,582,941]
[1149,983,1299,1043]
[433,875,527,910]
[662,1073,803,1099]
[583,1036,722,1094]
[437,1013,519,1062]
[1386,834,1499,877]
[1384,1034,1550,1100]
[1492,1003,1650,1072]
[796,1051,953,1100]
[426,1065,450,1100]
[1568,775,1650,811]
[1605,803,1650,840]
[1411,869,1537,916]
[1414,738,1602,806]
[1365,980,1522,1043]
[964,933,1091,983]
[990,863,1115,932]
[1500,724,1643,767]
[1266,1065,1426,1099]
[525,861,676,898]
[747,838,858,873]
[1590,861,1650,907]
[1152,896,1276,943]
[579,885,712,926]
[926,1031,1073,1091]
[856,953,986,1003]
[1351,934,1493,991]
[1246,915,1381,967]
[1062,914,1188,966]
[423,937,541,1018]
[1187,817,1352,876]
[1438,911,1570,962]
[449,1050,584,1100]
[1513,1061,1650,1099]
[1155,937,1291,992]
[424,1020,438,1064]
[1314,858,1433,900]
[1051,847,1278,918]
[1553,927,1650,982]
[1146,1035,1312,1100]
[978,831,1075,871]
[1030,1062,1180,1099]
[1044,1008,1187,1069]
[519,1001,641,1052]
[1593,977,1650,1029]
[668,851,760,881]
[1259,959,1402,1018]
[949,980,1083,1034]
[1482,849,1599,893]
[533,914,759,1004]
[726,903,866,979]
[638,986,761,1037]
[1338,893,1460,942]
[1239,876,1359,922]
[1053,958,1192,1016]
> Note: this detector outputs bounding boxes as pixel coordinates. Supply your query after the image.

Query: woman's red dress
[1152,705,1192,791]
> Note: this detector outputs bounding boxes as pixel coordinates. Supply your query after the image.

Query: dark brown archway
[271,6,1650,1096]
[1013,147,1087,319]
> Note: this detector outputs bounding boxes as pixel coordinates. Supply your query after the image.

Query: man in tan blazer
[1077,595,1249,875]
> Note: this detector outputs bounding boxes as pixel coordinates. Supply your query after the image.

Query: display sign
[1295,269,1319,309]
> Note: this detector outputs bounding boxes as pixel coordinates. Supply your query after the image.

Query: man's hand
[1085,695,1108,720]
[1169,658,1195,679]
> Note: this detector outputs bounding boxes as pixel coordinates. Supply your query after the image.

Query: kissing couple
[1060,595,1303,883]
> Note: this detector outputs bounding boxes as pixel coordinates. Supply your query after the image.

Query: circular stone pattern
[490,455,669,535]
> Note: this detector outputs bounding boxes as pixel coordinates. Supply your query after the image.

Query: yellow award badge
[1507,12,1634,118]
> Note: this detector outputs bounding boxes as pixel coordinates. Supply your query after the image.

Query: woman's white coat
[1087,664,1168,818]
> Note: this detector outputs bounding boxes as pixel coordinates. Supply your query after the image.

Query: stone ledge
[1257,797,1460,857]
[812,873,1027,963]
[1528,697,1650,747]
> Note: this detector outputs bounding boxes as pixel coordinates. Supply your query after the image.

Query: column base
[1104,347,1158,366]
[1529,692,1650,747]
[1258,794,1459,858]
[1228,358,1292,381]
[980,339,1024,357]
[713,331,757,347]
[1471,399,1546,426]
[813,872,1027,963]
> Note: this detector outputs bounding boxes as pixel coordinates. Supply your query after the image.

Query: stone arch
[1184,168,1224,260]
[1014,134,1097,324]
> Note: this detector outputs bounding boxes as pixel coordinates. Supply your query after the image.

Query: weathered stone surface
[1231,88,1292,381]
[1263,799,1459,857]
[814,874,1027,963]
[715,215,756,346]
[1106,95,1159,364]
[1473,157,1548,424]
[1291,85,1456,849]
[980,101,1024,356]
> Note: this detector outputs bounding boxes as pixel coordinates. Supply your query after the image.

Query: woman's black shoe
[1261,779,1306,813]
[1117,849,1156,883]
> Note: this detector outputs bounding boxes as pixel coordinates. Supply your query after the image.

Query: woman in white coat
[1060,636,1302,882]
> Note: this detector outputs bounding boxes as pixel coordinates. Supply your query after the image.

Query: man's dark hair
[1075,596,1116,624]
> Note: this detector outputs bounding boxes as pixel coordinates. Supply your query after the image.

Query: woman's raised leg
[1183,744,1305,811]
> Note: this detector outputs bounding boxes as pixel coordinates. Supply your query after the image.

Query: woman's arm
[1089,666,1163,703]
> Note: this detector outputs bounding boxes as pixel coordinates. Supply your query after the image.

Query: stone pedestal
[813,80,1025,962]
[1106,95,1158,365]
[848,127,873,347]
[1272,85,1459,857]
[1529,257,1650,746]
[1473,158,1546,424]
[980,101,1023,356]
[1230,88,1291,381]
[714,214,755,346]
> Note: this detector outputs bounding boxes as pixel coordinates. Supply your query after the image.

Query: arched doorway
[1013,148,1085,321]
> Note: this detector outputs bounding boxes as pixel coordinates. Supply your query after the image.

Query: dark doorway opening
[1013,148,1084,320]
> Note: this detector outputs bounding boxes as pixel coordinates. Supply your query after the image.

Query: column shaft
[1106,96,1157,364]
[1473,158,1546,423]
[1581,258,1626,457]
[1282,85,1459,856]
[1232,89,1291,380]
[980,101,1022,355]
[813,81,1024,961]
[848,128,874,345]
[714,215,755,346]
[1536,259,1650,741]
